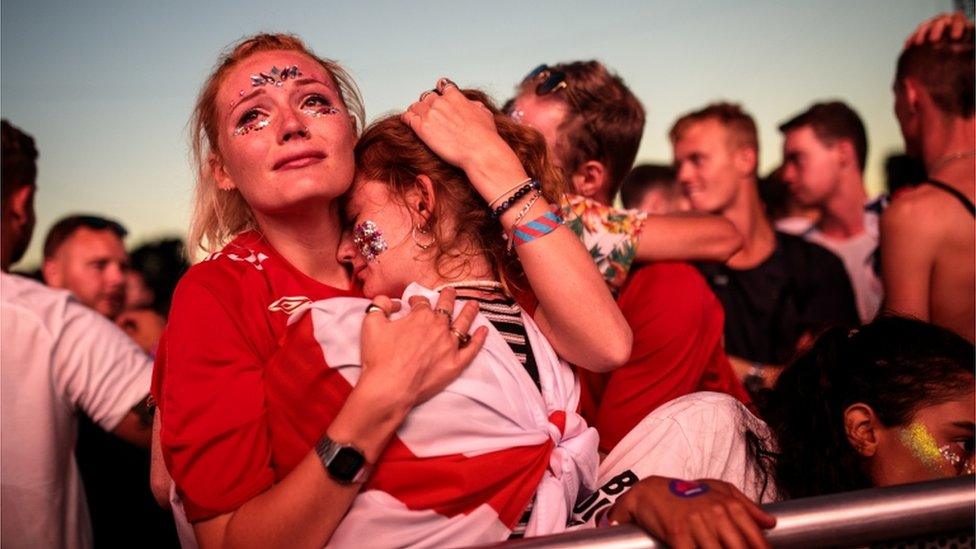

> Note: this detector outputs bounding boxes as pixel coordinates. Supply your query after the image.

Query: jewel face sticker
[668,479,710,498]
[234,119,270,137]
[353,220,388,262]
[939,444,975,476]
[251,65,302,87]
[900,423,946,473]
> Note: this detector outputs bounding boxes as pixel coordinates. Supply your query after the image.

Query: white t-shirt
[571,392,776,526]
[1,272,153,549]
[803,198,886,323]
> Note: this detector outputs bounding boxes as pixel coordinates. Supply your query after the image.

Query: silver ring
[365,303,386,316]
[433,307,452,319]
[449,327,471,345]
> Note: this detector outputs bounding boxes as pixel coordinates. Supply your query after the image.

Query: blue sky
[1,0,947,267]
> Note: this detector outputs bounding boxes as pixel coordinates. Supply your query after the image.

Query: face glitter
[302,106,340,118]
[900,423,946,474]
[353,220,388,262]
[938,444,975,476]
[250,65,301,88]
[234,119,270,137]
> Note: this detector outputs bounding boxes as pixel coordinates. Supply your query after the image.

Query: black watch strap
[316,435,371,484]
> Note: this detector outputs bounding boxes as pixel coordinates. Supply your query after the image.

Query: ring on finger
[436,78,458,93]
[449,327,471,345]
[433,307,452,319]
[365,303,387,316]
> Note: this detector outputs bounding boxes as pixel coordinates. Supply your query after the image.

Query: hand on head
[400,79,506,176]
[358,287,488,410]
[608,476,775,549]
[904,12,973,48]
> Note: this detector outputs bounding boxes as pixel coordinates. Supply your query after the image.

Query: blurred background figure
[884,152,928,196]
[619,163,690,214]
[882,12,975,342]
[672,102,858,390]
[128,238,189,317]
[757,169,821,236]
[779,101,886,322]
[2,119,155,549]
[42,215,129,321]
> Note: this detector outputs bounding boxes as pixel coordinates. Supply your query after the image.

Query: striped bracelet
[512,210,563,247]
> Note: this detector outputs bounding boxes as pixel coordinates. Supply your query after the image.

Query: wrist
[328,384,409,462]
[463,145,528,200]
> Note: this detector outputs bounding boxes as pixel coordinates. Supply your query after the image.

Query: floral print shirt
[560,194,646,292]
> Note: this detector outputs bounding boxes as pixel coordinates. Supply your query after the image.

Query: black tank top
[923,179,976,217]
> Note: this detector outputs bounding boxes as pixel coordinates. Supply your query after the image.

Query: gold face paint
[899,423,945,474]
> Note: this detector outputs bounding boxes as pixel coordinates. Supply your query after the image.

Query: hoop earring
[412,224,435,250]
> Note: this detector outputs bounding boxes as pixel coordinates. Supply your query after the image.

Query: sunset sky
[1,0,947,268]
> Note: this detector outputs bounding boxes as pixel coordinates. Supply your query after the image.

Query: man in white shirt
[0,119,153,549]
[779,101,885,323]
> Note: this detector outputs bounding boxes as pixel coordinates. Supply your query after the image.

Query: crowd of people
[1,11,973,549]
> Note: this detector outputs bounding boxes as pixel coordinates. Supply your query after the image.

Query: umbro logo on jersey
[268,296,312,316]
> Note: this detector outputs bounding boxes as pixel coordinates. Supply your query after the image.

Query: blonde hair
[188,33,365,256]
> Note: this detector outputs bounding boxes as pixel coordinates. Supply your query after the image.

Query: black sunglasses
[523,64,568,96]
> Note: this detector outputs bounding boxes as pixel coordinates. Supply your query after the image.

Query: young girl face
[880,388,975,484]
[339,178,438,298]
[212,50,358,218]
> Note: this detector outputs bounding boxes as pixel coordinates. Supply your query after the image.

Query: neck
[253,201,350,288]
[722,176,777,269]
[817,173,868,239]
[922,117,976,186]
[425,247,499,298]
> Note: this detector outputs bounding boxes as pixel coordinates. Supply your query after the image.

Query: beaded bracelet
[512,210,564,248]
[488,178,532,209]
[490,179,540,219]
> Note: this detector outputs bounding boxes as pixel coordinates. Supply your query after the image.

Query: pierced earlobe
[412,223,435,250]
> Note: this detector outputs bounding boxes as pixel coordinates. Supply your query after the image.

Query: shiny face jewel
[233,118,270,137]
[250,65,302,87]
[353,220,388,262]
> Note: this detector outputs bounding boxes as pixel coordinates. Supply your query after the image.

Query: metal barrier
[493,476,975,548]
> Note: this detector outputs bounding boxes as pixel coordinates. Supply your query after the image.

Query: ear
[406,174,437,226]
[836,139,857,171]
[7,184,34,229]
[42,257,63,287]
[901,77,921,115]
[209,153,235,191]
[570,160,609,200]
[844,403,881,458]
[732,146,758,177]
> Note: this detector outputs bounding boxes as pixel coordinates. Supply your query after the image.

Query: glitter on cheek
[899,423,947,473]
[302,106,340,118]
[234,119,270,137]
[353,220,388,262]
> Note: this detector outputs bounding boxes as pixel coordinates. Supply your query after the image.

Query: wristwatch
[316,435,371,484]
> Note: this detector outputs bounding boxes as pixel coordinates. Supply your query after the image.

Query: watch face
[329,446,366,480]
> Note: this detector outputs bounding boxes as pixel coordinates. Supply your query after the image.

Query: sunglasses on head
[523,64,567,96]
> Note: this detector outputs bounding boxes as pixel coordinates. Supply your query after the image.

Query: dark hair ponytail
[755,316,974,500]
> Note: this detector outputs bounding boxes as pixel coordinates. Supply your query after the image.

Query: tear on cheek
[353,220,387,262]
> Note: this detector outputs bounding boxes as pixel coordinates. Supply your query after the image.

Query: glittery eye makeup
[353,220,388,262]
[234,117,269,137]
[301,95,340,118]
